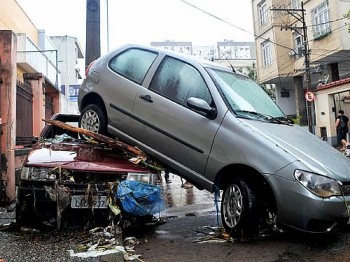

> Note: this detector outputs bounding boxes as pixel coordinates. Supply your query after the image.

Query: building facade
[50,35,84,114]
[151,40,257,76]
[252,0,350,128]
[0,0,83,205]
[151,41,193,55]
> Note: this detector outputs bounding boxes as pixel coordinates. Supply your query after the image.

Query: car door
[104,48,158,136]
[132,56,223,175]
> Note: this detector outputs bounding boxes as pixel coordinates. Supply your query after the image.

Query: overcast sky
[17,0,255,55]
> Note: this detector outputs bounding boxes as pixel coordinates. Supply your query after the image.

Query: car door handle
[139,94,153,103]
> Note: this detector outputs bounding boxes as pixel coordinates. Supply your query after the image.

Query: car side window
[149,56,213,107]
[109,48,157,85]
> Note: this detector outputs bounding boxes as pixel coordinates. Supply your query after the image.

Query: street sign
[305,91,316,102]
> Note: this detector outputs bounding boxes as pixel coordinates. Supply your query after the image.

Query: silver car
[78,44,350,237]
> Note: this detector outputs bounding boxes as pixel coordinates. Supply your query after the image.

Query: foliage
[290,115,302,125]
[345,10,350,32]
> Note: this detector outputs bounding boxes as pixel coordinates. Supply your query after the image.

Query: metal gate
[16,80,33,147]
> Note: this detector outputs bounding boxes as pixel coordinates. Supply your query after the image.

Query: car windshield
[208,68,286,122]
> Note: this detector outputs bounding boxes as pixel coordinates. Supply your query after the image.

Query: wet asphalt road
[2,175,350,261]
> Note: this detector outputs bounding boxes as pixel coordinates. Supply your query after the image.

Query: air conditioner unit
[288,49,296,56]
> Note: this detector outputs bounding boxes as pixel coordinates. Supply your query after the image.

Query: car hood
[245,120,350,181]
[25,142,148,173]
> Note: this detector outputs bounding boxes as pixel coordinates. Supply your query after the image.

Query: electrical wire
[179,0,294,51]
[179,0,350,83]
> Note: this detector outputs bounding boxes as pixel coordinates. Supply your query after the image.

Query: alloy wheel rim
[223,184,243,229]
[81,110,100,133]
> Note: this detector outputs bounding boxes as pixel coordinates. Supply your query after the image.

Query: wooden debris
[43,119,146,158]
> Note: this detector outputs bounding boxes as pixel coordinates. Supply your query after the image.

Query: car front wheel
[221,177,260,240]
[79,104,107,135]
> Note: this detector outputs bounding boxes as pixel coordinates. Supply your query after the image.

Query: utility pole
[86,0,101,69]
[271,1,314,133]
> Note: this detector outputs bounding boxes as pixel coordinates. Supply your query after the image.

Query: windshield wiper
[235,110,288,124]
[275,116,294,125]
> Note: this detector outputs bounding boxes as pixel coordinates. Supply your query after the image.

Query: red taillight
[85,61,95,77]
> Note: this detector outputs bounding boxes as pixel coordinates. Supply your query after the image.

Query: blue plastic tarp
[116,180,165,216]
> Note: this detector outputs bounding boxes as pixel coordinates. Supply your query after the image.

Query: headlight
[21,167,57,181]
[294,170,341,198]
[127,172,158,185]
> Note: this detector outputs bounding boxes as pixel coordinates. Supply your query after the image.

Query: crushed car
[16,114,164,229]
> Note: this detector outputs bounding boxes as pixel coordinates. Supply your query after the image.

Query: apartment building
[215,40,257,76]
[151,41,193,55]
[252,0,350,139]
[50,35,84,114]
[151,40,257,76]
[193,45,216,61]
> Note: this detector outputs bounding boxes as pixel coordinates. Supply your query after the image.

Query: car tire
[221,177,260,240]
[79,104,107,136]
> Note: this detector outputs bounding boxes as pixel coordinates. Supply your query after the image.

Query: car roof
[111,43,232,72]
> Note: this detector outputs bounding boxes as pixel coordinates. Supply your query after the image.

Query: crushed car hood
[245,120,350,181]
[25,142,149,173]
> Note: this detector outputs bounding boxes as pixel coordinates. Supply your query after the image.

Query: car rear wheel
[79,104,107,136]
[221,177,260,240]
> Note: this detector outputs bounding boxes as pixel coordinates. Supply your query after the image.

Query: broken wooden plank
[42,119,145,157]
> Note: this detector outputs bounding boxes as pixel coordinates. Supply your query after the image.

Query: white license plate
[71,195,108,209]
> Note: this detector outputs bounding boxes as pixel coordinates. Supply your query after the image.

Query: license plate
[71,195,108,209]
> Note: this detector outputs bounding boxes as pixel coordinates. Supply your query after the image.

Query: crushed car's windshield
[209,68,286,122]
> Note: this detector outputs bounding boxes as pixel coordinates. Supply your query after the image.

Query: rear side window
[149,56,212,107]
[109,48,157,85]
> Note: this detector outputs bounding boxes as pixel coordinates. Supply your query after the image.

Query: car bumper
[17,180,111,222]
[268,175,350,233]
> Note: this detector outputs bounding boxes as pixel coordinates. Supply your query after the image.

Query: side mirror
[187,97,217,119]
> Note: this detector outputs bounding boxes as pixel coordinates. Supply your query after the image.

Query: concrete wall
[0,31,17,202]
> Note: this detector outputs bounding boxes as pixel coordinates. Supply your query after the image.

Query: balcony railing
[17,33,61,89]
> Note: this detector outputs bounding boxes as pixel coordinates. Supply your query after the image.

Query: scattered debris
[44,182,70,229]
[69,226,144,261]
[43,119,146,159]
[194,226,233,244]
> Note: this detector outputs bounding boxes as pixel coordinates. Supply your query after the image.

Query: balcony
[17,33,61,89]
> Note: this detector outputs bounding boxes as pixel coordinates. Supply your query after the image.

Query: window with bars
[294,31,304,58]
[312,1,331,39]
[259,0,268,26]
[261,41,272,67]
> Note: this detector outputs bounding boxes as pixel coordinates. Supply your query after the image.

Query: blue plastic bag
[116,180,165,216]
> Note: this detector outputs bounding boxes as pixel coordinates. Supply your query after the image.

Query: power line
[179,0,294,51]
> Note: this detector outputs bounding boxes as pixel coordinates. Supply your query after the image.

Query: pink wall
[0,30,17,202]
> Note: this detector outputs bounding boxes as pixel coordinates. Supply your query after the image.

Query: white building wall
[50,35,84,114]
[275,86,296,116]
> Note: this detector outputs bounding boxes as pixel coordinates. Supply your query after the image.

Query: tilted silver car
[78,44,350,237]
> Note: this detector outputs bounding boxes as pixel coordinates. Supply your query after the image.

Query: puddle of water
[160,175,215,210]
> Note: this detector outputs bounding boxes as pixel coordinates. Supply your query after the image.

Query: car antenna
[227,60,236,73]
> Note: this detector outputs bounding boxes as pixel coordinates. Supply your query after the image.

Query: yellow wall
[0,0,38,44]
[252,0,350,85]
[16,66,26,82]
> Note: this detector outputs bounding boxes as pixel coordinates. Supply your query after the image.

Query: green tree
[345,10,350,32]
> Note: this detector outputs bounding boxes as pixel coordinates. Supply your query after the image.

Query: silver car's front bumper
[268,174,350,233]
